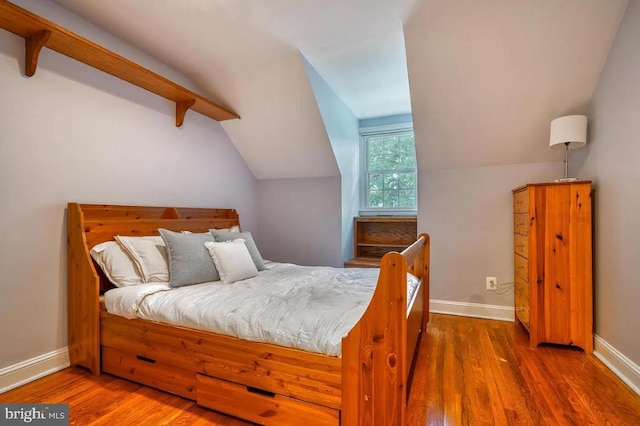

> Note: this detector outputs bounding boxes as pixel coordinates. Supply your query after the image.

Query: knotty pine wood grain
[70,204,429,424]
[4,315,639,425]
[100,311,343,409]
[196,375,339,425]
[523,182,593,352]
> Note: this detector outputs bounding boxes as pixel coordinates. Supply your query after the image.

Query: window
[361,127,417,213]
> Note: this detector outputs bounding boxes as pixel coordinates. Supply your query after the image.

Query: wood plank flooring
[408,314,640,425]
[1,314,639,425]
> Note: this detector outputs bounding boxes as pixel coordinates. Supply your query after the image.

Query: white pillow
[204,239,258,284]
[90,241,143,287]
[115,235,169,282]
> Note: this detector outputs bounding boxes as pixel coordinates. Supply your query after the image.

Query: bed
[67,203,430,425]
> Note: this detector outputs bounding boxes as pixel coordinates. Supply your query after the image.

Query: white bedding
[104,261,420,356]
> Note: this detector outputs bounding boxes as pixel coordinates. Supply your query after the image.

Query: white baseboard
[0,348,69,394]
[594,335,640,396]
[430,299,515,322]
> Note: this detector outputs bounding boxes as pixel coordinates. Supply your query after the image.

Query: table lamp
[549,115,587,182]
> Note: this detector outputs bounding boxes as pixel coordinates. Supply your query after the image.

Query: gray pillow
[159,229,219,287]
[209,229,266,271]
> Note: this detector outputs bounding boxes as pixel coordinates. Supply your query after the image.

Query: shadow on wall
[0,27,175,123]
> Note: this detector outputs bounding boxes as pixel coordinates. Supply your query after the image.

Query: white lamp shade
[550,115,587,149]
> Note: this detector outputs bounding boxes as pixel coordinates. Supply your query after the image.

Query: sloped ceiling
[49,0,418,179]
[405,0,628,170]
[49,0,627,176]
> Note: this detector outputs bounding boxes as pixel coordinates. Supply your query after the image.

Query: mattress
[104,261,420,356]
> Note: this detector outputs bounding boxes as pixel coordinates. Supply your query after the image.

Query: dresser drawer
[514,253,528,282]
[513,189,529,213]
[515,293,530,329]
[515,274,529,304]
[513,213,529,236]
[515,273,530,329]
[102,347,196,399]
[197,374,339,426]
[514,233,529,258]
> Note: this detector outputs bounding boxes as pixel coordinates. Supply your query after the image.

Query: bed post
[67,203,101,375]
[420,233,430,330]
[341,251,408,425]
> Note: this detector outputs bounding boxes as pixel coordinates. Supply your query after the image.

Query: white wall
[576,0,640,366]
[0,1,257,370]
[218,53,341,180]
[404,0,627,171]
[257,177,342,267]
[303,56,360,262]
[419,162,561,307]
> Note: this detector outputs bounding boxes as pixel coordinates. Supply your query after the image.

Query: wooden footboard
[68,203,430,425]
[342,234,429,425]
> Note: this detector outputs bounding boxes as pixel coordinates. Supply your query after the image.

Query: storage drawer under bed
[101,346,197,399]
[197,374,340,426]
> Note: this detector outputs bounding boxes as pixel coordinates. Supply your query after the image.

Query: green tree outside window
[364,130,416,209]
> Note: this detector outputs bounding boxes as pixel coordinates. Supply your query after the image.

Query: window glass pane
[398,172,415,190]
[368,137,386,171]
[368,173,383,192]
[383,173,398,190]
[398,134,414,154]
[383,190,399,207]
[363,128,417,210]
[368,191,383,208]
[399,190,415,208]
[382,137,397,169]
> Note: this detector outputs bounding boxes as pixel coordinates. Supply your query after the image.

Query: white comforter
[104,262,419,356]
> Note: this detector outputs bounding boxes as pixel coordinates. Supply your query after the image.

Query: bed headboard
[71,203,240,290]
[67,203,240,374]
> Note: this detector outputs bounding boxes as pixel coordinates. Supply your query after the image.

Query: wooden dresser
[344,217,417,268]
[512,181,593,353]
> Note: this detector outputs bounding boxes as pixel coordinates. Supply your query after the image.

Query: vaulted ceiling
[50,0,628,177]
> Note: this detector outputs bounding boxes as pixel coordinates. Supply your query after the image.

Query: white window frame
[359,123,417,216]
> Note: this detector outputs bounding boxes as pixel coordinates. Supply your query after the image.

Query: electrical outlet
[486,277,498,291]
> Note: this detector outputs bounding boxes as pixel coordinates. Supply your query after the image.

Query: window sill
[358,209,417,217]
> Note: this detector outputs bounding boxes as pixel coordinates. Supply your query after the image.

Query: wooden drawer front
[101,312,342,409]
[513,189,529,213]
[515,293,530,329]
[515,274,530,328]
[102,347,196,399]
[513,213,529,236]
[514,233,529,259]
[514,253,528,282]
[515,274,529,305]
[197,374,339,426]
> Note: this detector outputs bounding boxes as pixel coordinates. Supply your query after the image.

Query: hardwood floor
[1,314,639,425]
[408,314,640,425]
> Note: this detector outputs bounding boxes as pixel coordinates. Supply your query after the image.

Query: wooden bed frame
[67,203,430,425]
